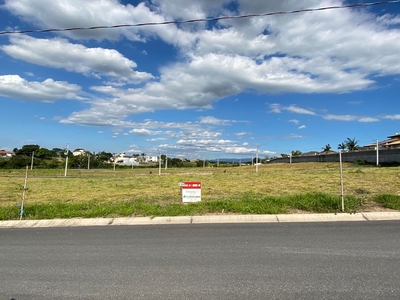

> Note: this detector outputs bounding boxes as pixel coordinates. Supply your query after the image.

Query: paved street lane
[1,221,399,299]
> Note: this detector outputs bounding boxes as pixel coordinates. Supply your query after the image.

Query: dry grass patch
[1,163,399,218]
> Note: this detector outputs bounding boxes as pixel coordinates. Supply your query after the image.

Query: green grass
[375,194,400,210]
[1,163,399,220]
[0,193,362,220]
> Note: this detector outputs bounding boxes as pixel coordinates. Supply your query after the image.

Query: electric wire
[0,0,399,35]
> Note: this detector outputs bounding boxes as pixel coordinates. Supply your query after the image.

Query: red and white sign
[179,182,201,202]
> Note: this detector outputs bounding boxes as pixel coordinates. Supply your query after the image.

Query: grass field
[1,162,399,220]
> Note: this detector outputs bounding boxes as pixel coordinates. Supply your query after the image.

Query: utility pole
[367,135,379,167]
[256,146,259,173]
[30,151,34,170]
[339,151,344,211]
[87,153,90,170]
[165,153,168,170]
[158,150,161,176]
[64,144,69,177]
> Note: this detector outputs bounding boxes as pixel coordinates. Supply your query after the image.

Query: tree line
[0,144,115,169]
[0,144,209,169]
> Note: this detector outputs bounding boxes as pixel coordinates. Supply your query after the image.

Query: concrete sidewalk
[1,212,400,228]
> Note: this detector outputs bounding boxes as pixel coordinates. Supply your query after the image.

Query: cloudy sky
[1,0,400,159]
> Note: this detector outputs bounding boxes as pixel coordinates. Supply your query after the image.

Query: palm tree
[291,150,302,156]
[345,137,360,151]
[337,142,347,151]
[322,144,331,152]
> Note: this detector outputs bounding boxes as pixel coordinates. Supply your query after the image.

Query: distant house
[114,153,140,166]
[380,133,400,149]
[302,151,320,156]
[116,157,140,166]
[108,153,158,165]
[73,148,86,156]
[0,150,13,158]
[319,150,337,155]
[145,155,158,163]
[364,133,400,150]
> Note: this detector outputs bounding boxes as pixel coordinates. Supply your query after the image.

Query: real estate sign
[179,182,201,203]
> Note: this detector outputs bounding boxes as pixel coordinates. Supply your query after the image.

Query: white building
[115,157,140,166]
[145,155,158,162]
[72,148,86,156]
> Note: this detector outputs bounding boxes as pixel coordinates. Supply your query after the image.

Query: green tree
[169,158,184,167]
[322,144,331,152]
[47,158,62,169]
[338,142,347,151]
[5,156,31,168]
[35,148,57,159]
[345,138,360,151]
[15,144,40,156]
[291,150,302,156]
[52,148,64,157]
[70,154,88,169]
[96,151,113,162]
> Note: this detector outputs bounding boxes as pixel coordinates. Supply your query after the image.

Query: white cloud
[283,134,305,140]
[3,0,400,133]
[130,128,160,136]
[377,14,400,26]
[324,114,379,122]
[235,132,248,138]
[14,0,394,125]
[270,104,316,116]
[147,137,168,142]
[286,105,316,115]
[2,36,153,84]
[298,125,306,129]
[199,116,231,125]
[289,119,300,125]
[323,114,358,121]
[270,104,282,113]
[383,114,400,120]
[358,117,379,123]
[0,75,82,102]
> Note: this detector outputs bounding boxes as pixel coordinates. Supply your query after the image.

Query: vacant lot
[1,163,399,219]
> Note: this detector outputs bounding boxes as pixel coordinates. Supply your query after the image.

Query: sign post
[179,182,201,203]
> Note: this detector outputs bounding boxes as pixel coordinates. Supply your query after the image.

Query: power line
[1,1,399,36]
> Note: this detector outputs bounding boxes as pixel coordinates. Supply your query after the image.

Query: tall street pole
[30,151,34,170]
[64,144,69,177]
[256,146,259,173]
[158,150,161,176]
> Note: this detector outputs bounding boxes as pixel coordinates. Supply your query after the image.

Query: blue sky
[1,0,400,159]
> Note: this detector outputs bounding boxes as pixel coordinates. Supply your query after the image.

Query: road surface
[1,221,399,299]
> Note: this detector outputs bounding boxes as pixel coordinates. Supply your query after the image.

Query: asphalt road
[1,221,399,300]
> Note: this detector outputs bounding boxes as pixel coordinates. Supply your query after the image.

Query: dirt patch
[360,201,397,212]
[286,208,313,214]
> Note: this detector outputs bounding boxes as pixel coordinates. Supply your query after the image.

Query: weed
[375,194,400,210]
